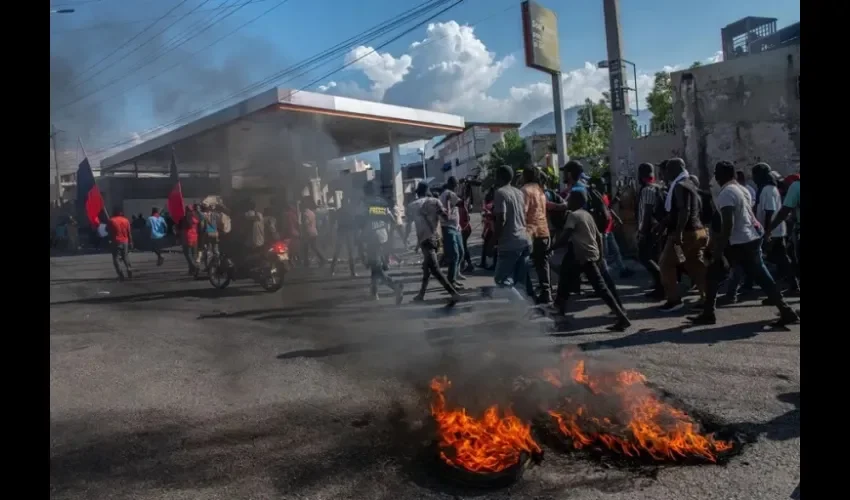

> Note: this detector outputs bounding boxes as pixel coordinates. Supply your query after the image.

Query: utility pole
[602,0,633,185]
[50,124,63,205]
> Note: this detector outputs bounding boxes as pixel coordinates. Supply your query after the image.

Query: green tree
[646,71,674,131]
[646,62,703,131]
[483,129,531,182]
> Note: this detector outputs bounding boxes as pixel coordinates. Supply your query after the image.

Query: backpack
[585,187,613,233]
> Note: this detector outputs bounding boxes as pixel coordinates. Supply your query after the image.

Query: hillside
[520,105,652,137]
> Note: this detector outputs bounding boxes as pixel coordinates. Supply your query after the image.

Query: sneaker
[687,313,717,325]
[619,268,635,279]
[156,257,164,266]
[394,284,405,305]
[658,300,684,312]
[447,293,461,306]
[536,293,553,305]
[644,289,665,301]
[371,293,380,301]
[411,294,425,303]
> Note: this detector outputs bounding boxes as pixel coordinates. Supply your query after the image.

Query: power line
[78,0,448,149]
[57,0,293,118]
[60,0,193,91]
[89,0,463,156]
[50,0,273,33]
[53,0,259,113]
[57,0,218,102]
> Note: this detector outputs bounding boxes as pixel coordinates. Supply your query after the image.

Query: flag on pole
[75,157,106,228]
[167,149,185,224]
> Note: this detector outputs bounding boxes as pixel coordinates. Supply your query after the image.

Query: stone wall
[671,44,800,185]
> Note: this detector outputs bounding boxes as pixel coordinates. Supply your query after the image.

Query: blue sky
[50,0,799,160]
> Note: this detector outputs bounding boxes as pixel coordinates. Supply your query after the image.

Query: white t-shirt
[756,185,787,238]
[716,182,763,245]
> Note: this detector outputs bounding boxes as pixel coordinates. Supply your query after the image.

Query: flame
[430,376,542,473]
[544,358,733,462]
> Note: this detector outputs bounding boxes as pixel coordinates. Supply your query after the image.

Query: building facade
[432,122,522,181]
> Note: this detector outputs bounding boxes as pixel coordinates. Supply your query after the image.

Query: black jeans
[330,231,357,276]
[703,239,794,316]
[419,239,457,297]
[765,237,798,290]
[525,236,552,300]
[637,233,662,291]
[110,242,132,277]
[555,257,628,321]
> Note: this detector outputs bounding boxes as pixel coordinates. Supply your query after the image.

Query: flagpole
[79,137,109,219]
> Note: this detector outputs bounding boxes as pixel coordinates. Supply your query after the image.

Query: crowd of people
[74,155,801,334]
[401,157,800,331]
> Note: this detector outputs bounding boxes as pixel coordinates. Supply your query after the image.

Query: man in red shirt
[179,205,200,276]
[106,207,133,280]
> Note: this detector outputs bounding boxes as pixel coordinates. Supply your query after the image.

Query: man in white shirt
[688,161,798,326]
[439,176,464,287]
[753,163,798,294]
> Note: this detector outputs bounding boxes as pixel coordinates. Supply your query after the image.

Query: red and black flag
[166,148,185,224]
[75,156,106,228]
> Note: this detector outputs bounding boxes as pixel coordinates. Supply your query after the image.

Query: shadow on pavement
[731,391,800,443]
[51,285,265,306]
[563,319,773,352]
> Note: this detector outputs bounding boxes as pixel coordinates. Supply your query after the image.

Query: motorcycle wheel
[208,257,233,289]
[259,261,285,292]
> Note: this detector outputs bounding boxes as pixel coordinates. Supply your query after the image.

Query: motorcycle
[207,240,291,292]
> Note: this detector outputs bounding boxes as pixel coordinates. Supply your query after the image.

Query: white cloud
[317,20,719,124]
[344,46,412,99]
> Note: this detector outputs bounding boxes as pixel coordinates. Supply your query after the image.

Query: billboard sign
[521,1,560,74]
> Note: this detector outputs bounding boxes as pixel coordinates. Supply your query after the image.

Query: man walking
[406,182,460,305]
[689,161,799,326]
[439,176,465,288]
[520,167,552,304]
[360,183,404,303]
[147,207,168,266]
[550,191,631,331]
[658,158,709,311]
[107,207,133,280]
[492,165,531,301]
[635,162,664,298]
[179,205,200,276]
[330,196,359,277]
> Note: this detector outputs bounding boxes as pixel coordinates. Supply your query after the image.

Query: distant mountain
[520,105,652,137]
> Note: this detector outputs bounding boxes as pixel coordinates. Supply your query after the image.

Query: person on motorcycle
[359,182,404,303]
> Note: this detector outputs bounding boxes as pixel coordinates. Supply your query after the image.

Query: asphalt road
[50,243,800,500]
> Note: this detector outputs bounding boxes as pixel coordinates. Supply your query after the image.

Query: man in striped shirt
[636,162,664,299]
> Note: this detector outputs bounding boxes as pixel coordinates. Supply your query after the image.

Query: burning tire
[428,376,543,487]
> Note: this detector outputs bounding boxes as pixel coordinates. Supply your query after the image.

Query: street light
[50,8,75,14]
[417,148,428,180]
[597,59,640,116]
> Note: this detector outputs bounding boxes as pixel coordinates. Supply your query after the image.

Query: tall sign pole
[602,0,633,184]
[521,1,567,190]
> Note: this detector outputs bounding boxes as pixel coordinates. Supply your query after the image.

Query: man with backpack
[657,158,709,312]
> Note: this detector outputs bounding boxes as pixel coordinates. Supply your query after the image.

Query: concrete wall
[628,133,684,172]
[671,44,800,185]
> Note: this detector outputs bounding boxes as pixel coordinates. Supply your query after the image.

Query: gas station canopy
[99,87,465,176]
